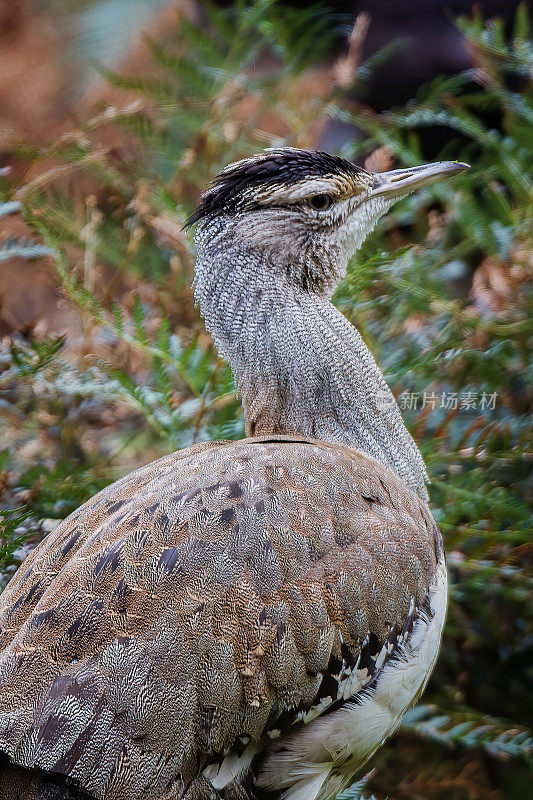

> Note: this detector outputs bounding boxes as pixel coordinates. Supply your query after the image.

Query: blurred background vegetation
[0,1,532,798]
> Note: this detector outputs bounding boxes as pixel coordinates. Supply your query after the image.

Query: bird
[0,148,468,800]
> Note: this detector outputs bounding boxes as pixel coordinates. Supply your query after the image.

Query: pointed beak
[370,160,470,198]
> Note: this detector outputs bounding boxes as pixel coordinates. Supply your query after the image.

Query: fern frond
[402,706,533,762]
[0,237,56,263]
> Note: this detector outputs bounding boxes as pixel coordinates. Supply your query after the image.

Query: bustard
[0,149,468,800]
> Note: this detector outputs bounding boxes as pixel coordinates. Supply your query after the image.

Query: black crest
[185,148,365,227]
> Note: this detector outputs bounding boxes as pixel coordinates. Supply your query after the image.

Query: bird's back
[0,437,443,800]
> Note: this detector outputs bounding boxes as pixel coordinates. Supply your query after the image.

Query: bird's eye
[307,194,333,211]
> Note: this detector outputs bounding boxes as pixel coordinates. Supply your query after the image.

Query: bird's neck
[194,216,428,499]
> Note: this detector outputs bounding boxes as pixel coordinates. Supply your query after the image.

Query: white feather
[256,561,448,800]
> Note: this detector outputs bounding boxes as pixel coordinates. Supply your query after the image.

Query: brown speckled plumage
[0,438,440,799]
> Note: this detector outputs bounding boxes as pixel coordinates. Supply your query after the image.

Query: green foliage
[0,501,33,571]
[0,236,56,263]
[0,3,531,798]
[0,334,67,382]
[402,705,533,763]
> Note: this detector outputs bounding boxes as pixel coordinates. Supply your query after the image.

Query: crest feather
[185,148,368,227]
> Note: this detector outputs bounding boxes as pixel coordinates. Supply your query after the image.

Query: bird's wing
[0,437,442,800]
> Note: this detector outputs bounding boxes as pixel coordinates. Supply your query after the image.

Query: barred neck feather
[194,213,428,499]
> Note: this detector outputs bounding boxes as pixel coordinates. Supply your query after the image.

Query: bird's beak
[370,161,470,198]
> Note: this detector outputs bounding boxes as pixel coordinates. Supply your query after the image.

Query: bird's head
[188,148,469,295]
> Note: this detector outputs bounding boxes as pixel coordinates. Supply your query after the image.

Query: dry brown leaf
[470,256,531,313]
[364,146,394,173]
[333,12,371,89]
